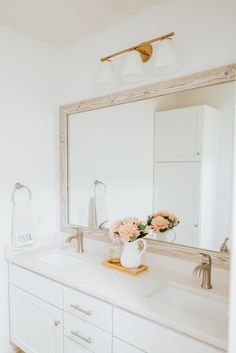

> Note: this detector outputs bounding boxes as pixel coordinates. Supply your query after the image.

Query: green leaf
[130,235,137,242]
[139,224,146,231]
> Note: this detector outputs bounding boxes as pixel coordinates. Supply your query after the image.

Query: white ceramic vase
[120,239,147,269]
[152,229,176,242]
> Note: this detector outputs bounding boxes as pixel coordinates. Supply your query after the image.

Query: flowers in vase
[109,211,179,243]
[109,217,150,243]
[147,211,179,233]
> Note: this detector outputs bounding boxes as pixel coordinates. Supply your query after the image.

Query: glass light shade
[97,60,117,89]
[121,50,145,82]
[153,38,178,74]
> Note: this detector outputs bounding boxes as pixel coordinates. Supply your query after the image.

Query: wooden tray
[102,259,148,276]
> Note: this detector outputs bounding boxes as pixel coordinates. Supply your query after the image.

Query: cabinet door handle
[70,304,92,316]
[54,320,60,326]
[71,330,92,344]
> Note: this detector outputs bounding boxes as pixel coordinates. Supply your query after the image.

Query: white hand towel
[95,195,108,228]
[12,201,34,249]
[88,196,97,228]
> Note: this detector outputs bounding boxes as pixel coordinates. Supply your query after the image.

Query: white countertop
[6,234,229,351]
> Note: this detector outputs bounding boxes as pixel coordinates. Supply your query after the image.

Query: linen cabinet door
[154,106,203,162]
[154,162,200,247]
[113,338,144,353]
[10,286,63,353]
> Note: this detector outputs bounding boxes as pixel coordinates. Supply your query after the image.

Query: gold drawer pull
[71,330,92,344]
[70,304,92,316]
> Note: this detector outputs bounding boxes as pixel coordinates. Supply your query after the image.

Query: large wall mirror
[60,64,236,267]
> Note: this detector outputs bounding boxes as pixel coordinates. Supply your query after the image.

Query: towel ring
[12,182,32,204]
[94,180,106,196]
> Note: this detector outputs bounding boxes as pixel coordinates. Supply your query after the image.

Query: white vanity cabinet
[9,264,225,353]
[154,105,219,248]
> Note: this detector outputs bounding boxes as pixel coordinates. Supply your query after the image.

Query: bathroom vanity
[8,237,228,353]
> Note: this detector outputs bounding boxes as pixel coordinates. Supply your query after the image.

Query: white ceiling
[0,0,163,47]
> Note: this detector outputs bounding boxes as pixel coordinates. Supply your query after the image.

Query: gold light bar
[100,32,175,63]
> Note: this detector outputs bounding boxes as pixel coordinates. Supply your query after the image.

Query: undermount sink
[36,249,87,269]
[145,283,228,324]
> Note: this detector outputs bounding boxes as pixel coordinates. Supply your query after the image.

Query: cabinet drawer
[113,308,223,353]
[64,312,112,353]
[9,264,63,308]
[64,287,112,332]
[64,336,89,353]
[113,338,144,353]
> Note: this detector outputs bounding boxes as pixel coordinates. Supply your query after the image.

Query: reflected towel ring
[94,180,106,196]
[12,182,32,204]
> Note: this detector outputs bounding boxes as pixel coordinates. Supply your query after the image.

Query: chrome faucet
[193,253,212,289]
[66,228,84,253]
[98,220,109,229]
[220,237,230,253]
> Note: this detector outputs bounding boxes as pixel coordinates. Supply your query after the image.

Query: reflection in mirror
[68,81,235,252]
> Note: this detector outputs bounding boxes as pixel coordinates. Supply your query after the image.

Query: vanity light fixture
[153,37,178,74]
[97,32,177,87]
[97,60,117,89]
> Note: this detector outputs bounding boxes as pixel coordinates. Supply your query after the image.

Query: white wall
[60,0,236,104]
[0,0,235,351]
[0,25,61,352]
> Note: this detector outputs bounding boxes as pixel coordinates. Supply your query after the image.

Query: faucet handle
[71,227,83,235]
[200,253,212,264]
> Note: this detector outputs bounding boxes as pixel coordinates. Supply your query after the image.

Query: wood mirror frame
[60,63,236,269]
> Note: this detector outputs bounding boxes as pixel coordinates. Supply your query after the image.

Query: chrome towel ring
[94,179,106,196]
[12,182,32,204]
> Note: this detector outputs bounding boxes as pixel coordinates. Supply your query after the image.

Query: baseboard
[0,345,14,353]
[0,344,23,353]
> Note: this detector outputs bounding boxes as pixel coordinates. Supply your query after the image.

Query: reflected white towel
[12,201,34,249]
[95,195,108,228]
[88,196,97,228]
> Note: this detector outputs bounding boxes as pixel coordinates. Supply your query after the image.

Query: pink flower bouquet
[147,211,179,233]
[109,217,150,243]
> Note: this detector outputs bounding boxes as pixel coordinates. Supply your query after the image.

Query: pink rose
[152,215,169,232]
[118,222,140,240]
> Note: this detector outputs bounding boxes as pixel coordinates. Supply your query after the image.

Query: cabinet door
[154,162,200,247]
[113,338,144,353]
[154,106,203,162]
[114,308,225,353]
[10,286,63,353]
